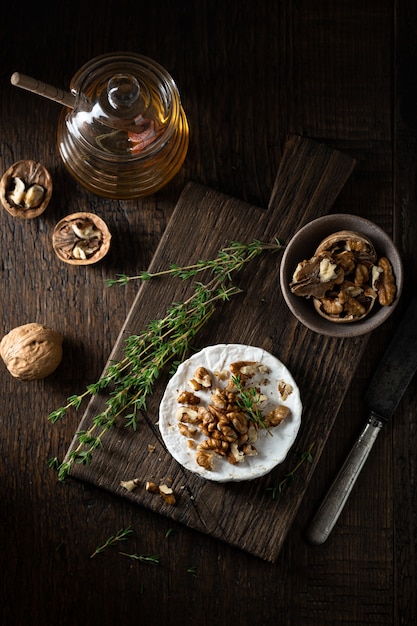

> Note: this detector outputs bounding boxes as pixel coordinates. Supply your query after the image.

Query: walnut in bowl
[52,212,111,265]
[279,215,403,337]
[0,160,52,218]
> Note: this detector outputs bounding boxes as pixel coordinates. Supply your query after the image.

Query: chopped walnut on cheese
[278,379,293,401]
[175,361,292,471]
[159,344,302,483]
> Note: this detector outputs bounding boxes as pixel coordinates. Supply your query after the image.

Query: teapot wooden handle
[11,72,76,109]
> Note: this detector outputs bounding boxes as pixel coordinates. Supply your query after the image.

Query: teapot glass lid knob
[107,74,140,110]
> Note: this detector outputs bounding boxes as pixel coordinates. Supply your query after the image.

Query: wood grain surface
[0,1,416,625]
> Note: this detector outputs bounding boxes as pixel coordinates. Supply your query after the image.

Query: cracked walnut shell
[0,323,63,381]
[52,212,111,265]
[0,160,52,218]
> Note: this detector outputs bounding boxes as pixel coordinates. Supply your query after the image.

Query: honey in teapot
[57,52,189,199]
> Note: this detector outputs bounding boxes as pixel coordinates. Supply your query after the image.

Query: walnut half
[0,160,52,219]
[52,212,112,265]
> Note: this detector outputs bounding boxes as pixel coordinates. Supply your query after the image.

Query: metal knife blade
[306,295,417,546]
[365,295,417,420]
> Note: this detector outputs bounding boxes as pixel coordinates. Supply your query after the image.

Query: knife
[306,294,417,546]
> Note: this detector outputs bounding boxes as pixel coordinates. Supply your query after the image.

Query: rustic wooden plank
[63,134,361,561]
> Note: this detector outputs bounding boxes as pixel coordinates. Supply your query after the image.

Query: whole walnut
[0,323,63,381]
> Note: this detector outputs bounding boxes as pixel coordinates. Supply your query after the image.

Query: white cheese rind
[158,344,302,482]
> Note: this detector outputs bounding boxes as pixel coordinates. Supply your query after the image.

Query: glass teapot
[56,52,189,199]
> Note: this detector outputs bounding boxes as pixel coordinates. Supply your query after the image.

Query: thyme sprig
[187,566,198,578]
[232,374,269,431]
[48,239,282,481]
[266,442,315,498]
[119,552,160,565]
[90,526,133,558]
[105,240,281,286]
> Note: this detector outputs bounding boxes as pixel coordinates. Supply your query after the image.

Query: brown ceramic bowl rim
[279,214,404,337]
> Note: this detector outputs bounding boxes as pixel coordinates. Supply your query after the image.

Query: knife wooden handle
[305,413,384,546]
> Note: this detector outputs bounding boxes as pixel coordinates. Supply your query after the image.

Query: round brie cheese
[159,344,302,482]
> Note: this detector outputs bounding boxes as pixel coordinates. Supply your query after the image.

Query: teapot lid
[66,52,182,159]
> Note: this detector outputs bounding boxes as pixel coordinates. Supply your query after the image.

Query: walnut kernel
[145,481,159,493]
[374,257,396,306]
[158,484,176,505]
[120,478,140,492]
[192,366,212,388]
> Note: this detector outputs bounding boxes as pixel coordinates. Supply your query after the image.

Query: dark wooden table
[1,1,416,624]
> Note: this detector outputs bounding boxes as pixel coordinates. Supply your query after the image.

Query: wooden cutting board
[64,134,363,562]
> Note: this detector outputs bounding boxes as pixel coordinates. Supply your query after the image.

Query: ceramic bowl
[279,214,403,337]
